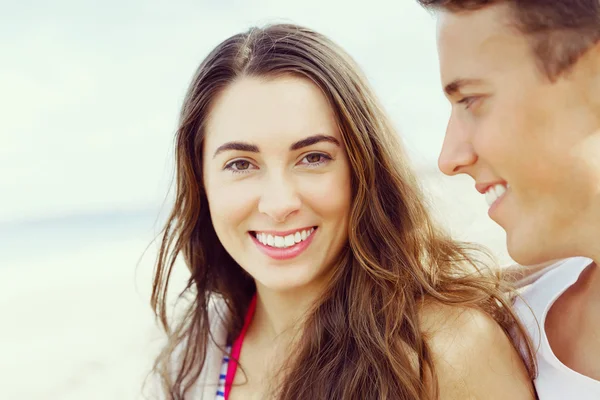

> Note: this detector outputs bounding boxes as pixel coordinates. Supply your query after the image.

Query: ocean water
[0,207,188,400]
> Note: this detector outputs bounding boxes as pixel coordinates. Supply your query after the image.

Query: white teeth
[495,184,506,197]
[284,235,295,247]
[485,184,508,207]
[485,190,495,206]
[254,228,315,248]
[274,236,285,248]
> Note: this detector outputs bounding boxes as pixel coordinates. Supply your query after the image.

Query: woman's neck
[250,282,324,345]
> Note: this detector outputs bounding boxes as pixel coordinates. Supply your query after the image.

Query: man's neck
[545,260,600,380]
[572,128,600,266]
[581,261,600,302]
[580,214,600,271]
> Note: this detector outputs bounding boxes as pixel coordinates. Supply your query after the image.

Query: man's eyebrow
[212,134,340,158]
[444,78,484,96]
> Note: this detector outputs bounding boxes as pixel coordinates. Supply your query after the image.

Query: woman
[150,23,535,399]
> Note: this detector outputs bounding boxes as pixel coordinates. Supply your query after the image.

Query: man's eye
[457,96,479,109]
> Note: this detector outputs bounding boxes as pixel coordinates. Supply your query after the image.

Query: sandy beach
[0,168,512,400]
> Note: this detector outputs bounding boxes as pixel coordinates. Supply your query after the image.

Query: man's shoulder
[514,257,593,334]
[517,257,592,303]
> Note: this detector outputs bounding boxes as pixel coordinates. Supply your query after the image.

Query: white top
[515,257,600,399]
[149,297,229,400]
[215,345,231,399]
[195,297,229,399]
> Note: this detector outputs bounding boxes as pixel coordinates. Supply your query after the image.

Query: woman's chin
[253,267,324,296]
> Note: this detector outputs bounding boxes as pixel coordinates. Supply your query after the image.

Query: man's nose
[438,115,478,176]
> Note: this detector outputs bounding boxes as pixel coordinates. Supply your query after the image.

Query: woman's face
[203,75,352,294]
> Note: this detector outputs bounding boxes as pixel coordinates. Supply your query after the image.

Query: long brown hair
[150,23,534,399]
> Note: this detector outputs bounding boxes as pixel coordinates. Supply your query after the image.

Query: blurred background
[0,1,511,399]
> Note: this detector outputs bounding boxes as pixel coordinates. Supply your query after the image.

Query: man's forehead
[436,5,512,55]
[436,5,528,85]
[436,2,514,32]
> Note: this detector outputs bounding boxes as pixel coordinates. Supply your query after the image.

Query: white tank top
[514,257,600,399]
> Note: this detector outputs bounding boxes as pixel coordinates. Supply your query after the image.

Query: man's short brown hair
[418,0,600,80]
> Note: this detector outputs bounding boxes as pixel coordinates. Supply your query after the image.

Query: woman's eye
[300,153,332,166]
[231,160,250,170]
[305,153,324,163]
[224,159,255,173]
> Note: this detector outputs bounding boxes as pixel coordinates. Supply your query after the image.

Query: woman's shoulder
[418,300,501,346]
[418,300,535,399]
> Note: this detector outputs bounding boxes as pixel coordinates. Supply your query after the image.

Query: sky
[1,0,449,224]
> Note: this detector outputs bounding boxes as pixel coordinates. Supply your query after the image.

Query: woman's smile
[250,227,318,260]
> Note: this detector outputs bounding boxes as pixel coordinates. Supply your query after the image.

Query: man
[417,1,600,398]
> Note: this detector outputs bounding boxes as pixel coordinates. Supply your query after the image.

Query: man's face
[435,4,600,265]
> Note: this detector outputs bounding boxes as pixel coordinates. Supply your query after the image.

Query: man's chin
[506,235,556,267]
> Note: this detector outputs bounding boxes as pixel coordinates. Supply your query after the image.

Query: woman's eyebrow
[213,134,340,158]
